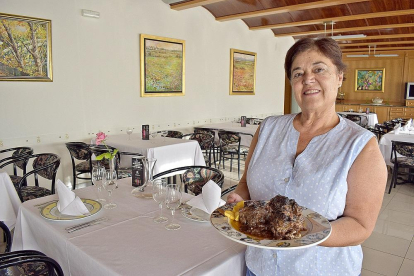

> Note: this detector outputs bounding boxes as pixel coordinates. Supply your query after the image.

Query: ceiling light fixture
[346,54,369,57]
[330,34,367,40]
[374,54,399,57]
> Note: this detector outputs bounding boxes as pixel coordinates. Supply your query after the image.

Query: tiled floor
[219,159,414,276]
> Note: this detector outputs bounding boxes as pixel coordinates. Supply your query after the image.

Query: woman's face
[290,49,343,113]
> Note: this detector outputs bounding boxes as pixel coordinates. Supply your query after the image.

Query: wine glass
[152,179,168,223]
[103,168,117,209]
[160,130,168,141]
[92,166,106,202]
[150,132,158,144]
[126,127,133,140]
[165,184,182,230]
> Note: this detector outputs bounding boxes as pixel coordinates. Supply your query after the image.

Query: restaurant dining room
[1,0,414,275]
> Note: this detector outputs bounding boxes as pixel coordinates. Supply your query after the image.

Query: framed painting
[355,68,385,92]
[229,48,256,95]
[140,34,185,97]
[0,13,52,81]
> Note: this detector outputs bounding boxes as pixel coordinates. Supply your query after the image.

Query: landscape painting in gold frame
[230,49,256,95]
[0,13,53,81]
[355,68,385,92]
[140,34,185,97]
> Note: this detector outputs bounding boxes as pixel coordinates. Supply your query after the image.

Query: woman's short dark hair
[284,38,346,80]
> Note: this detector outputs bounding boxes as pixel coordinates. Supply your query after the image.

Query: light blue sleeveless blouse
[245,114,374,276]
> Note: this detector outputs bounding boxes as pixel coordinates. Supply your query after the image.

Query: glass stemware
[103,163,117,209]
[126,127,133,140]
[92,165,106,202]
[152,179,168,223]
[150,132,158,143]
[165,184,182,230]
[160,130,168,141]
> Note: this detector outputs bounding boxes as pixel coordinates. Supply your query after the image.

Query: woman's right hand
[226,192,244,204]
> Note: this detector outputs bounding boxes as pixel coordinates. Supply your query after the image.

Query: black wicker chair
[66,142,98,190]
[153,166,224,196]
[189,131,215,167]
[218,131,249,179]
[165,131,184,139]
[389,140,414,194]
[0,222,63,276]
[0,153,60,202]
[0,147,34,188]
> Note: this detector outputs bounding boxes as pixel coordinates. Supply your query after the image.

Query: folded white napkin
[186,180,225,214]
[56,180,90,216]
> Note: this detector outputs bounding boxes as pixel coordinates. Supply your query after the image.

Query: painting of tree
[0,13,52,81]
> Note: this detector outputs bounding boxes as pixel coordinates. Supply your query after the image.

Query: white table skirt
[200,123,258,147]
[337,112,379,127]
[12,178,246,275]
[103,134,206,175]
[379,131,414,166]
[0,172,21,229]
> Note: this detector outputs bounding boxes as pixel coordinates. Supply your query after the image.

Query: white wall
[0,0,294,186]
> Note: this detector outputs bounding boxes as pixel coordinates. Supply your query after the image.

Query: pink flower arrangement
[95,132,118,160]
[96,132,107,145]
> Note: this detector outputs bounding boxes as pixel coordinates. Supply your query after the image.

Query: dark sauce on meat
[238,195,307,240]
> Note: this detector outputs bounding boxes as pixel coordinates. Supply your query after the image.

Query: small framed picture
[140,34,185,97]
[355,68,385,92]
[229,49,256,95]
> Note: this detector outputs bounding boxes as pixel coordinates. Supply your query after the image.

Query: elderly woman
[227,38,387,276]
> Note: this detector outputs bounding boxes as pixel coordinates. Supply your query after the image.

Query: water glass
[126,127,133,140]
[165,184,182,230]
[152,179,168,223]
[92,166,106,203]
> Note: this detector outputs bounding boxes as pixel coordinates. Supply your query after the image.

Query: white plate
[40,199,102,221]
[181,205,210,222]
[210,201,331,250]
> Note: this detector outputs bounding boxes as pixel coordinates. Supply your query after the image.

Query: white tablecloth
[199,123,258,147]
[12,178,246,275]
[379,131,414,166]
[104,134,206,175]
[0,172,21,229]
[337,112,379,127]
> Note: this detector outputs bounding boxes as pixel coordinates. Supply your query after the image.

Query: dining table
[337,112,379,127]
[0,172,21,229]
[12,177,247,275]
[199,122,258,147]
[104,133,206,175]
[379,130,414,166]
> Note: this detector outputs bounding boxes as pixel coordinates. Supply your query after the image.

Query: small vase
[107,157,117,186]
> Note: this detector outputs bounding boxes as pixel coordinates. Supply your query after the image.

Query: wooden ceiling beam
[274,23,414,37]
[336,33,414,42]
[339,40,414,47]
[250,9,414,30]
[216,0,369,22]
[170,0,225,11]
[342,46,414,52]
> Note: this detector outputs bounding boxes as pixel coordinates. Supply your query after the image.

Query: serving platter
[210,201,331,250]
[40,199,102,221]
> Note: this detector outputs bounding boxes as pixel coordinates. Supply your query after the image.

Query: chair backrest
[0,250,64,276]
[190,132,214,150]
[65,142,91,161]
[165,131,183,139]
[218,131,241,146]
[153,166,224,196]
[0,221,12,252]
[0,147,34,175]
[194,127,215,137]
[32,154,60,181]
[345,114,362,126]
[391,140,414,160]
